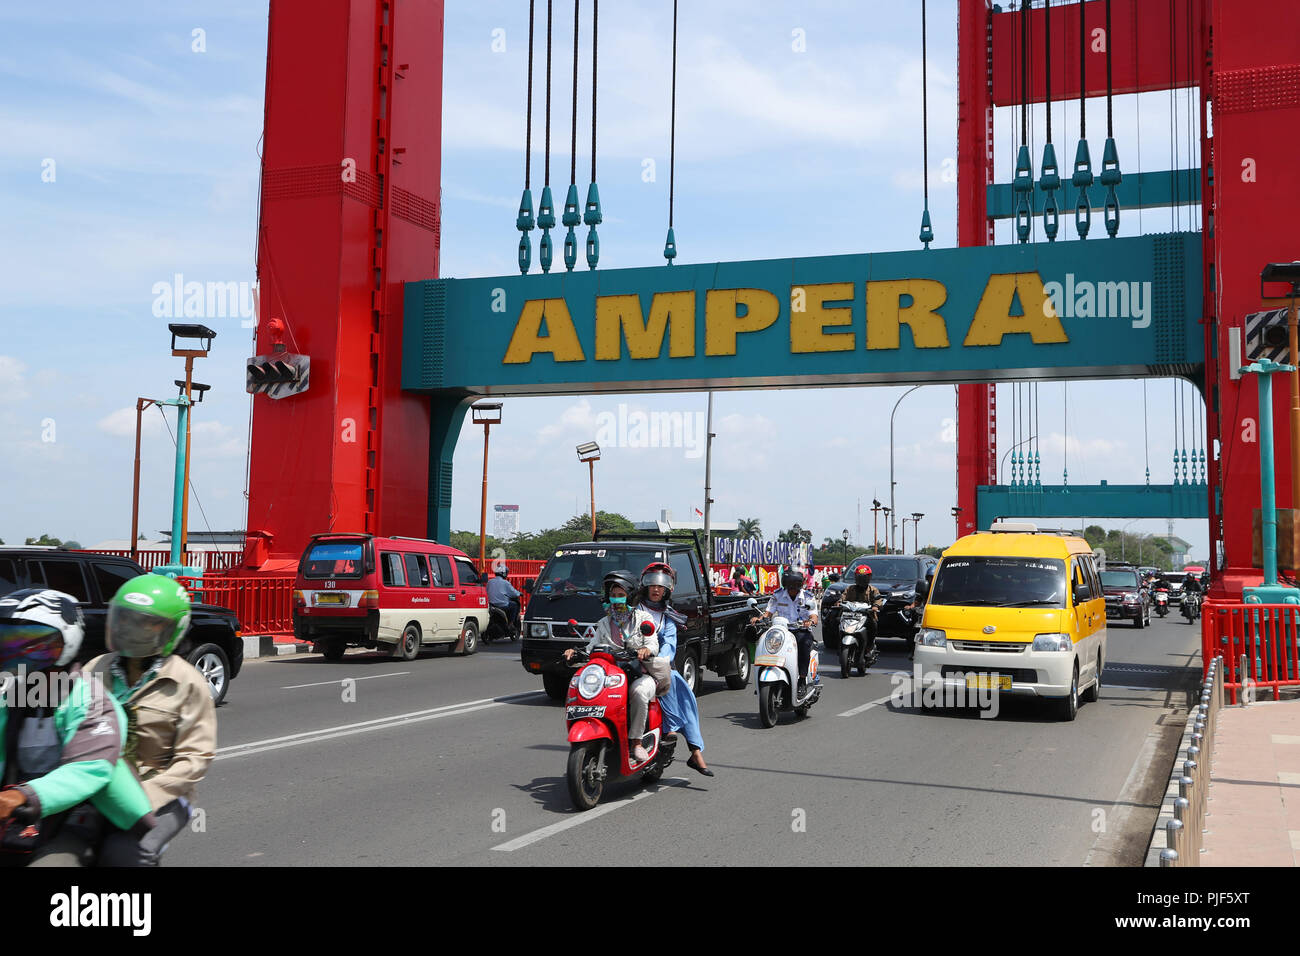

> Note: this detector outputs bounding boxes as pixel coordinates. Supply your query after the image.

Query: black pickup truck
[520,533,758,700]
[0,548,244,705]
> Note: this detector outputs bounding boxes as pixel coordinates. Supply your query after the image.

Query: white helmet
[0,589,85,670]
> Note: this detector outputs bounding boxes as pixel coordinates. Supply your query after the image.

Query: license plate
[966,674,1012,690]
[566,705,605,719]
[754,655,785,666]
[314,593,348,606]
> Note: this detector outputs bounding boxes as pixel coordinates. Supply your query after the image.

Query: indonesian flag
[694,508,703,516]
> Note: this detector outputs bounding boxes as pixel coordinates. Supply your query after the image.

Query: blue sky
[0,1,1211,560]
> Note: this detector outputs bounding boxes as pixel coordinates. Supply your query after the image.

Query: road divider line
[282,672,411,690]
[839,683,905,718]
[215,690,545,760]
[492,778,690,852]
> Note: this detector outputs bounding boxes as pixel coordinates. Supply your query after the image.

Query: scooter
[1154,588,1170,618]
[754,614,823,727]
[1182,591,1201,624]
[484,603,519,642]
[563,622,676,811]
[837,601,879,678]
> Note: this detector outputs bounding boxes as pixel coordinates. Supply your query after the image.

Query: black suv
[821,554,937,649]
[0,549,244,705]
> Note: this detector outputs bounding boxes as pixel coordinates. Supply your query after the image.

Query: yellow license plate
[966,674,1012,690]
[315,593,348,606]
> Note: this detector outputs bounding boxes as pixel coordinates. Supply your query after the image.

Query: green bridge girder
[976,481,1210,529]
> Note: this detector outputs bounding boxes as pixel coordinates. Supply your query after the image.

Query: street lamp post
[912,512,924,554]
[1122,518,1141,562]
[890,385,925,554]
[842,528,849,567]
[871,499,882,554]
[576,441,601,537]
[882,507,892,552]
[472,403,503,573]
[951,505,962,541]
[901,516,912,552]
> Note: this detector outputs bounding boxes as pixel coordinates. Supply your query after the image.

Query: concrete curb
[241,635,315,660]
[1144,711,1201,866]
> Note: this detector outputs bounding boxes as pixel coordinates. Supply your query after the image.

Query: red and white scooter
[563,620,677,810]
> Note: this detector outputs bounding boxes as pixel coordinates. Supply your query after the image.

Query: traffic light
[246,351,309,398]
[1244,309,1291,364]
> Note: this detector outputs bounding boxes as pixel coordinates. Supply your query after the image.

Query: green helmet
[107,574,192,658]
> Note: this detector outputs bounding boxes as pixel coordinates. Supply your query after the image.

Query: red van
[292,534,490,661]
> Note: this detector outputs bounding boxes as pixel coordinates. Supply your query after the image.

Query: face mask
[609,596,627,606]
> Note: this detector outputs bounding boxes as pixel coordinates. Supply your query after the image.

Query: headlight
[529,622,549,638]
[919,627,946,647]
[604,673,625,688]
[764,630,786,654]
[1122,593,1139,605]
[577,664,605,699]
[1032,633,1074,652]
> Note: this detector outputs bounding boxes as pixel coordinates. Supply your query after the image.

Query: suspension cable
[922,0,929,206]
[525,0,535,189]
[1044,0,1052,144]
[570,0,579,186]
[1105,0,1114,139]
[1079,0,1086,138]
[669,0,677,230]
[1021,0,1028,147]
[545,0,553,187]
[591,0,597,183]
[1143,380,1149,483]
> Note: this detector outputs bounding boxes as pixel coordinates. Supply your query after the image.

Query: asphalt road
[170,612,1203,866]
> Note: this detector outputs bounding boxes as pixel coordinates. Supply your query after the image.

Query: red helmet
[640,561,675,597]
[854,565,873,585]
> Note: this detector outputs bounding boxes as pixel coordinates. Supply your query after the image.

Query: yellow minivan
[913,522,1107,721]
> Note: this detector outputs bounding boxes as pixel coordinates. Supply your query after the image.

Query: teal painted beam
[976,482,1209,529]
[986,168,1201,221]
[403,232,1203,396]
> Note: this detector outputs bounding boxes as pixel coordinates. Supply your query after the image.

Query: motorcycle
[563,621,676,811]
[484,603,519,643]
[754,614,823,727]
[1182,591,1201,624]
[837,601,879,678]
[1154,588,1170,618]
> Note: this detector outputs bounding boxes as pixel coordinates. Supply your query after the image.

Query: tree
[24,534,63,547]
[778,524,812,544]
[735,518,762,539]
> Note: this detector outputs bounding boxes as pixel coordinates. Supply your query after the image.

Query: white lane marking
[492,778,690,852]
[282,672,411,690]
[1104,684,1164,692]
[839,687,904,717]
[215,691,545,760]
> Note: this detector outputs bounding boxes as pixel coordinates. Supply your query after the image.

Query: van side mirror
[1073,583,1091,604]
[524,579,535,593]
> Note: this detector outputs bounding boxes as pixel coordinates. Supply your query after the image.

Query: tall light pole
[901,516,912,552]
[1121,518,1141,562]
[158,324,215,575]
[871,499,882,553]
[951,505,962,541]
[473,403,503,572]
[703,392,715,568]
[890,385,925,554]
[912,512,924,554]
[882,507,892,552]
[576,441,601,537]
[842,528,849,567]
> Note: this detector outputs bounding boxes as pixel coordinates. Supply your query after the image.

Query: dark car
[0,548,245,705]
[821,554,938,649]
[1101,565,1151,628]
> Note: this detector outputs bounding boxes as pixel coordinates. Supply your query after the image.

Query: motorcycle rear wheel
[759,684,781,728]
[567,742,605,811]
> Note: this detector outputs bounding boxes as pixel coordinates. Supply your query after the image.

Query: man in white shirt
[759,571,820,689]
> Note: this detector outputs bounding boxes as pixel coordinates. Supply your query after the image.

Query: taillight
[293,590,305,608]
[359,590,380,609]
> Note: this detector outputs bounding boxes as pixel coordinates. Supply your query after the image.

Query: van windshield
[929,556,1067,608]
[303,541,365,579]
[532,547,667,598]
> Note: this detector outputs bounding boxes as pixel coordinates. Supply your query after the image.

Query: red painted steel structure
[242,0,443,572]
[955,0,1300,598]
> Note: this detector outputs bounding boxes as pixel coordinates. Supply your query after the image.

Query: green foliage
[471,512,641,561]
[735,518,762,539]
[1079,525,1176,570]
[778,523,812,544]
[24,534,63,547]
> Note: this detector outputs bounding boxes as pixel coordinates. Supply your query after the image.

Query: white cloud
[98,405,162,438]
[0,356,29,402]
[536,398,600,441]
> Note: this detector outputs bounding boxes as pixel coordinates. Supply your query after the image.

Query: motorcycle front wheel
[840,646,853,679]
[566,741,605,811]
[759,684,781,728]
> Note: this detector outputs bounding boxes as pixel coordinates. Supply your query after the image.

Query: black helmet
[603,569,638,601]
[854,565,873,586]
[781,570,805,591]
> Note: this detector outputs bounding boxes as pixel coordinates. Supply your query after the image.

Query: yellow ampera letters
[865,279,950,349]
[791,283,855,353]
[594,291,696,360]
[964,273,1069,346]
[705,288,780,356]
[503,298,586,363]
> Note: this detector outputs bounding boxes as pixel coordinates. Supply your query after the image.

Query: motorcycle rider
[485,565,521,637]
[33,575,216,866]
[837,565,885,664]
[0,589,155,866]
[1183,570,1204,617]
[564,570,658,763]
[757,571,820,693]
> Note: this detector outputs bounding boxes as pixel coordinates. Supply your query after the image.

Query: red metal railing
[178,575,296,636]
[76,549,241,573]
[1202,600,1300,703]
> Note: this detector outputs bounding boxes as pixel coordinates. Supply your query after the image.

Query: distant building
[494,504,520,538]
[635,509,738,534]
[1167,536,1192,567]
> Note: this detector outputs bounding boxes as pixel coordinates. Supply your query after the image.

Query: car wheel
[458,620,480,656]
[1055,664,1079,721]
[680,648,700,695]
[1082,652,1102,703]
[397,624,421,661]
[543,670,571,701]
[187,643,230,706]
[725,646,750,690]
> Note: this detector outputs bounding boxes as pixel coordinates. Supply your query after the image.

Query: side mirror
[524,579,535,593]
[746,597,757,608]
[1073,583,1091,604]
